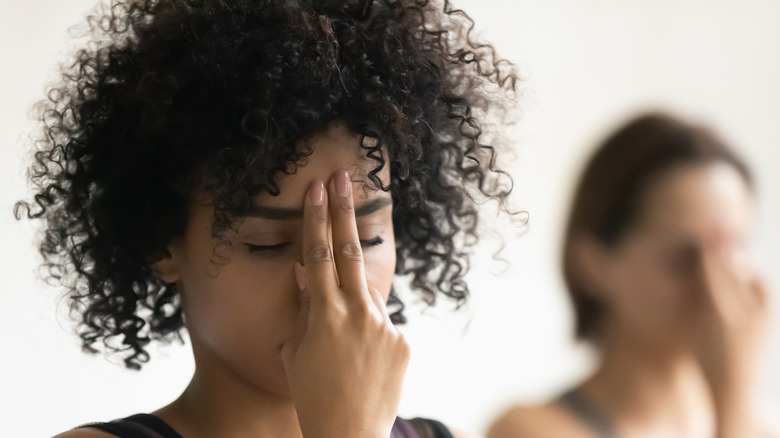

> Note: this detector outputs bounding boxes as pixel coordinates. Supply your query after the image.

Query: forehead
[637,162,752,236]
[256,123,389,207]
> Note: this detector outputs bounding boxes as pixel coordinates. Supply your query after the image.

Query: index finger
[700,231,747,313]
[301,180,338,301]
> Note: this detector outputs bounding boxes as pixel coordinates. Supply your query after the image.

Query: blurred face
[162,122,396,396]
[595,162,753,347]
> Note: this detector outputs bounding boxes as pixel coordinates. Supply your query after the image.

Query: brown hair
[563,112,752,341]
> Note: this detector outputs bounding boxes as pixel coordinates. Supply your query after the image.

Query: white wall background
[2,1,779,436]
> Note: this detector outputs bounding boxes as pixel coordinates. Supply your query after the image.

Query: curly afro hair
[16,0,518,369]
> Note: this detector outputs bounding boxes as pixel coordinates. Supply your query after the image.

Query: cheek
[610,259,697,328]
[180,255,300,344]
[178,255,301,396]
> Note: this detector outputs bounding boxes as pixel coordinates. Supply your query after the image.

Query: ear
[568,232,612,299]
[149,247,181,284]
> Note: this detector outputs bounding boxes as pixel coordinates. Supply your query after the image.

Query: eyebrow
[241,196,392,220]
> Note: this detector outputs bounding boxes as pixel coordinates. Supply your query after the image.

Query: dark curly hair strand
[16,0,517,369]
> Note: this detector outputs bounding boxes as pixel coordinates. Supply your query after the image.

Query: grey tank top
[559,389,618,438]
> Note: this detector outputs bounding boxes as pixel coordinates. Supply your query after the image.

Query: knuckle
[397,335,411,359]
[345,300,372,323]
[309,206,327,223]
[324,302,348,321]
[337,201,355,216]
[351,300,371,319]
[340,242,363,261]
[306,241,332,262]
[317,300,347,324]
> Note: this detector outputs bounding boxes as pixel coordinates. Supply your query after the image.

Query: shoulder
[487,402,595,438]
[52,427,116,438]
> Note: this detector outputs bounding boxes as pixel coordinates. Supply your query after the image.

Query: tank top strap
[77,414,182,438]
[393,417,454,438]
[559,389,618,438]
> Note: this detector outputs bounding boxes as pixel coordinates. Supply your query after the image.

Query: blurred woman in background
[489,113,776,438]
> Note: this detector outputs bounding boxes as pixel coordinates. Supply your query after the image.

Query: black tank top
[79,413,454,438]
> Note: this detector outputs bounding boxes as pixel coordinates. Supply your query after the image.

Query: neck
[156,350,303,438]
[581,324,713,437]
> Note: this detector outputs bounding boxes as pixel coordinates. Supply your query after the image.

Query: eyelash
[361,236,384,247]
[247,236,384,254]
[247,243,289,254]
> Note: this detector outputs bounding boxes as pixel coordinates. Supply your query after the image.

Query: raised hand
[280,171,410,438]
[691,230,770,438]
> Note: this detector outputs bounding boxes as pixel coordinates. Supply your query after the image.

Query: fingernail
[310,181,325,205]
[336,170,351,197]
[294,262,307,291]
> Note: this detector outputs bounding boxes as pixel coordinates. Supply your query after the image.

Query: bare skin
[489,163,775,438]
[55,123,410,438]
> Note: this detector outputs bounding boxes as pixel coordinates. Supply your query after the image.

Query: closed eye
[360,236,384,247]
[247,237,382,255]
[247,242,289,254]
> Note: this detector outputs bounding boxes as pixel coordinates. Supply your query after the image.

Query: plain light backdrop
[1,0,779,436]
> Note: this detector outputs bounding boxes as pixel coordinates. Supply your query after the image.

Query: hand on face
[280,170,410,438]
[690,229,770,436]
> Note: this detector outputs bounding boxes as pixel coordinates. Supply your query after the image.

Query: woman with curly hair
[16,0,517,437]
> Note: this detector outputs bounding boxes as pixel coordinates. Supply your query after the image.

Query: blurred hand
[280,172,410,438]
[691,229,769,438]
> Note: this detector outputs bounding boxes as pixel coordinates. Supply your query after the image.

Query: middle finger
[302,179,339,304]
[329,170,369,301]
